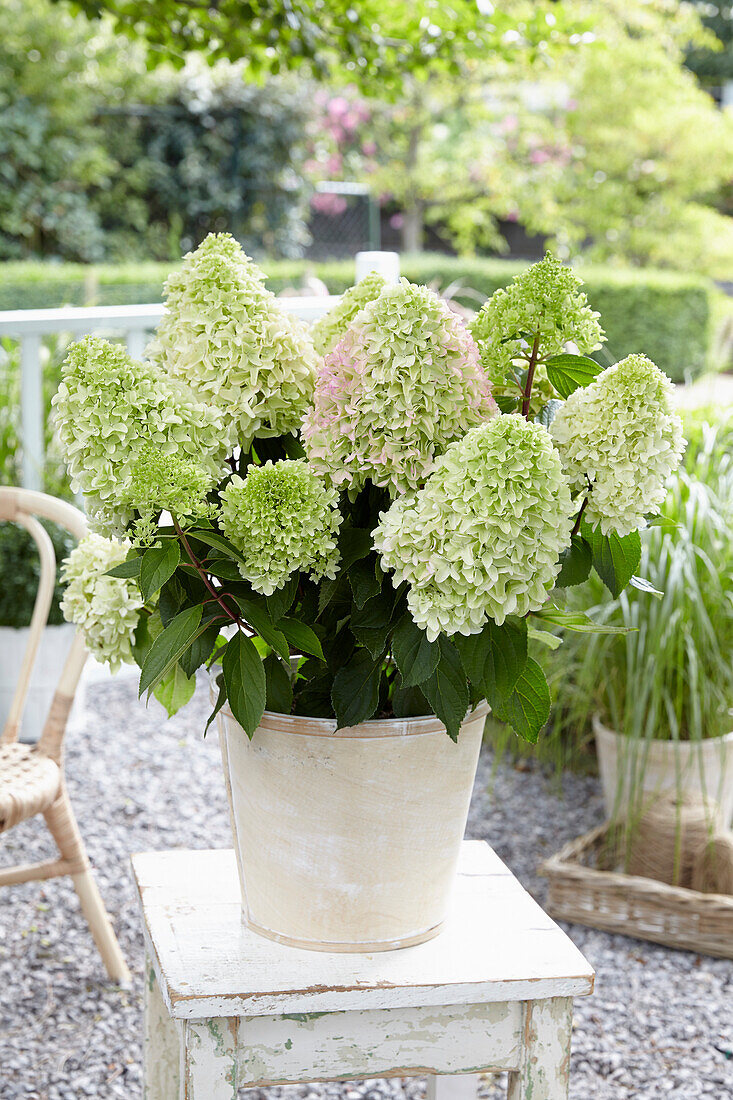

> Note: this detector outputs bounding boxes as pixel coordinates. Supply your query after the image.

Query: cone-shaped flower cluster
[148,233,317,450]
[52,336,225,535]
[61,534,143,671]
[219,459,341,595]
[310,272,386,355]
[471,252,604,387]
[374,416,574,639]
[304,279,497,496]
[551,353,685,536]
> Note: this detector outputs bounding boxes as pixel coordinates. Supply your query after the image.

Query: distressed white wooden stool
[133,841,593,1100]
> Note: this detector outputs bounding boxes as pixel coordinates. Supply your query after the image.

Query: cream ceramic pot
[217,703,489,952]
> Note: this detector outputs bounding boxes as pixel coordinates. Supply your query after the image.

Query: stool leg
[183,1018,239,1099]
[507,998,573,1100]
[426,1074,479,1100]
[144,957,182,1100]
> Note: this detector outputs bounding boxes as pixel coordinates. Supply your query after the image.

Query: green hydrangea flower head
[470,252,604,388]
[219,459,341,595]
[52,336,226,535]
[374,415,574,640]
[125,444,216,540]
[551,353,685,536]
[303,278,497,496]
[147,233,317,451]
[60,534,143,671]
[310,272,386,355]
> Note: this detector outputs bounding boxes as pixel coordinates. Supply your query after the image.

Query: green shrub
[0,254,718,381]
[0,521,74,628]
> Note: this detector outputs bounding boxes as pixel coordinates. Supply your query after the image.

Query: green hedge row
[0,254,717,382]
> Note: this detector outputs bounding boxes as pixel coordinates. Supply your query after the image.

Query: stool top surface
[132,840,594,1020]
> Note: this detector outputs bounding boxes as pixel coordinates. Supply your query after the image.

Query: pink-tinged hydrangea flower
[374,416,574,639]
[551,354,684,536]
[52,336,226,536]
[147,233,317,451]
[60,534,143,671]
[310,272,386,355]
[303,279,497,496]
[219,460,341,595]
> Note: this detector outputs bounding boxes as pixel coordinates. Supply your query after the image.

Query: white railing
[0,251,400,491]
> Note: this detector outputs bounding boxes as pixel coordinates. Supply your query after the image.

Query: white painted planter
[594,716,733,826]
[0,623,85,742]
[217,703,489,952]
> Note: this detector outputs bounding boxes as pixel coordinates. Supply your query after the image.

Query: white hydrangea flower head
[310,272,386,355]
[52,336,226,536]
[60,534,143,672]
[551,353,685,536]
[303,278,497,496]
[374,416,574,639]
[219,459,342,596]
[470,252,604,386]
[147,233,317,451]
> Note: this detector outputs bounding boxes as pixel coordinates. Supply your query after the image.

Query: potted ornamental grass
[54,234,683,951]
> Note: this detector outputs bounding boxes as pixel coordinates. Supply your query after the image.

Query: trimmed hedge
[0,254,717,382]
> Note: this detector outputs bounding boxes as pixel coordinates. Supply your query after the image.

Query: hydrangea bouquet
[55,236,683,744]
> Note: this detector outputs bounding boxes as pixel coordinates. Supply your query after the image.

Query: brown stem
[173,519,243,627]
[571,496,589,539]
[521,332,541,419]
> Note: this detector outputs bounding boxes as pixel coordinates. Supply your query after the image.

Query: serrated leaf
[139,539,180,602]
[555,535,592,588]
[492,658,550,744]
[536,398,564,429]
[528,626,562,650]
[351,593,393,659]
[153,662,196,717]
[453,618,528,706]
[179,623,220,678]
[391,614,440,687]
[159,575,185,627]
[204,672,226,735]
[267,573,299,622]
[545,353,601,398]
[331,649,381,728]
[337,527,373,571]
[222,631,266,737]
[139,605,203,698]
[629,575,664,598]
[422,637,470,742]
[392,682,430,718]
[278,617,324,660]
[533,608,633,634]
[583,524,642,598]
[187,529,247,566]
[264,652,293,714]
[349,558,382,609]
[105,556,141,579]
[236,597,290,662]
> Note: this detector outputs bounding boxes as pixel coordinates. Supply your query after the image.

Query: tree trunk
[402,201,424,253]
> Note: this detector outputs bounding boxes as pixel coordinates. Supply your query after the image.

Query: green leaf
[351,593,393,659]
[392,681,430,718]
[179,623,220,678]
[337,527,373,571]
[222,631,266,737]
[453,618,528,706]
[492,658,550,744]
[349,558,382,609]
[267,573,299,622]
[528,626,562,650]
[206,557,244,582]
[583,524,642,598]
[536,398,564,429]
[153,662,196,717]
[331,649,382,728]
[391,614,440,687]
[545,353,602,398]
[278,618,324,661]
[629,575,664,598]
[158,575,185,627]
[105,556,141,579]
[139,539,180,602]
[532,609,633,634]
[139,605,203,698]
[204,673,226,735]
[422,637,470,742]
[236,597,290,662]
[187,529,247,566]
[555,536,592,588]
[264,652,293,714]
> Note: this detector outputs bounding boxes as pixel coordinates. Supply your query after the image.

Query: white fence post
[355,251,400,285]
[126,328,148,360]
[20,335,43,492]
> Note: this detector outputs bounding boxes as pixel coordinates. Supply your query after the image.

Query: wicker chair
[0,487,130,983]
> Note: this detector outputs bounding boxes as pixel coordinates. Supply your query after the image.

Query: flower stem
[571,496,589,539]
[173,518,243,627]
[521,332,541,420]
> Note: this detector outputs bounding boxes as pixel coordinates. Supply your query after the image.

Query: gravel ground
[1,676,731,1100]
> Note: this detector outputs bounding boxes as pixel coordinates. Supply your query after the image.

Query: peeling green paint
[285,1039,293,1050]
[148,965,156,992]
[281,1012,330,1023]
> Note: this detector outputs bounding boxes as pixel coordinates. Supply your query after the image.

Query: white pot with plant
[53,234,683,951]
[550,437,733,825]
[0,519,84,742]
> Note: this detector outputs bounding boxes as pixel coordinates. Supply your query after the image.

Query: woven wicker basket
[540,824,733,960]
